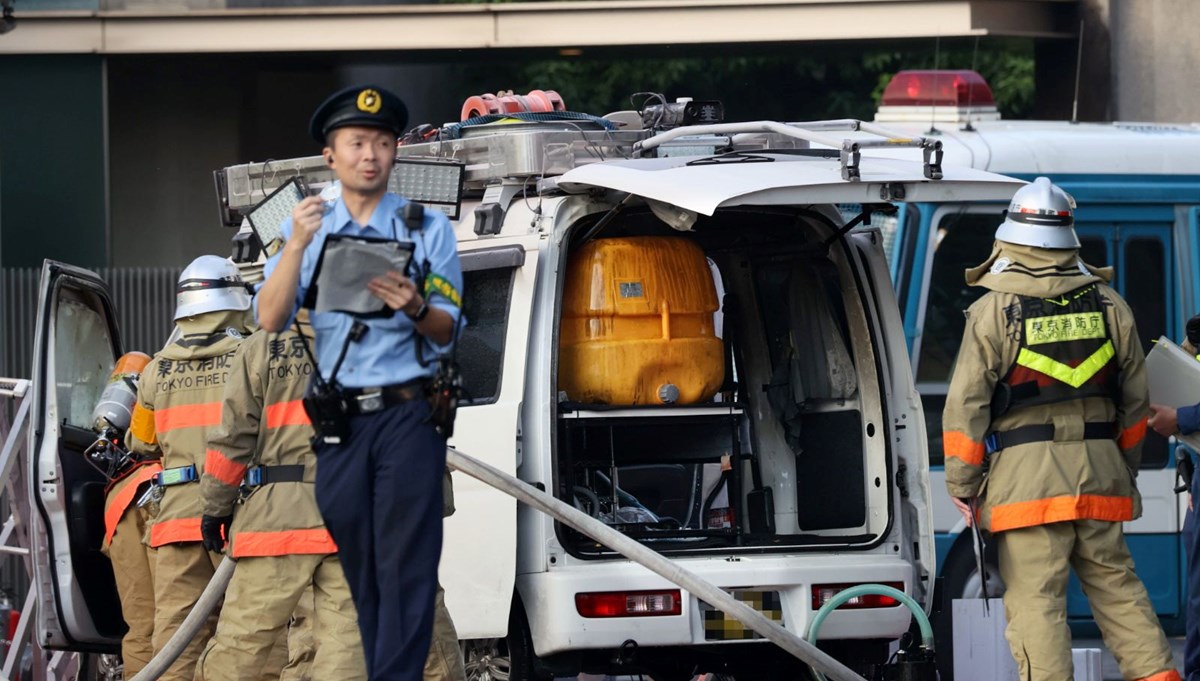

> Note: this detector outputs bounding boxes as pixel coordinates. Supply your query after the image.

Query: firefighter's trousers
[196,553,365,681]
[279,581,466,681]
[153,542,223,681]
[102,503,156,676]
[998,519,1179,681]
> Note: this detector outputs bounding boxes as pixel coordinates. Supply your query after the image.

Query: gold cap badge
[356,89,382,114]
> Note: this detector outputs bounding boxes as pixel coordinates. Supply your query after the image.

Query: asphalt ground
[566,637,1189,679]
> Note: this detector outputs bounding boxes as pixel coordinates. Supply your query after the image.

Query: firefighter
[194,315,362,680]
[256,85,464,679]
[126,255,259,681]
[942,177,1180,681]
[96,352,161,677]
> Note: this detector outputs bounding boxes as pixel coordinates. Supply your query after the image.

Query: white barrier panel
[953,599,1101,681]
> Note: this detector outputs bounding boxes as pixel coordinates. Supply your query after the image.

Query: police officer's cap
[309,85,408,144]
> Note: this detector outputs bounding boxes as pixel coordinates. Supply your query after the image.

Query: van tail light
[811,582,905,610]
[576,589,683,618]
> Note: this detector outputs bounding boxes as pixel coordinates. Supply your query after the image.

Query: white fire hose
[445,448,868,681]
[128,556,236,681]
[127,447,868,681]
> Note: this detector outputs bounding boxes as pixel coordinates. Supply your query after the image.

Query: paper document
[310,236,415,316]
[1145,336,1200,451]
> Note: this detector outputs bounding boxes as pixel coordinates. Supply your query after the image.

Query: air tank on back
[559,236,724,405]
[91,352,151,432]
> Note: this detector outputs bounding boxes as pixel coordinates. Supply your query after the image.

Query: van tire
[462,601,553,681]
[932,532,1005,681]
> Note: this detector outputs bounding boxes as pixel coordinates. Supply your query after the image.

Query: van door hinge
[896,463,909,499]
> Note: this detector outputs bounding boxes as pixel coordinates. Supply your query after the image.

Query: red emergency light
[881,70,996,109]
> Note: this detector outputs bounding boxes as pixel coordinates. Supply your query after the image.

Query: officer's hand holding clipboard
[305,235,416,318]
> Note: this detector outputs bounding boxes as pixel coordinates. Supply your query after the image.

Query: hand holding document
[1145,336,1200,450]
[310,235,415,316]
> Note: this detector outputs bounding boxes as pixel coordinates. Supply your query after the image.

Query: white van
[29,112,1022,679]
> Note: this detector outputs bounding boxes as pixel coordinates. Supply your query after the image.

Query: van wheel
[932,533,1006,680]
[462,604,552,681]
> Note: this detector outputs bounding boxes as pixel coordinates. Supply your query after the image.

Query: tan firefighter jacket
[198,323,336,558]
[943,242,1149,533]
[126,310,252,547]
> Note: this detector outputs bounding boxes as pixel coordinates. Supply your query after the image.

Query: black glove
[1187,314,1200,348]
[200,514,233,553]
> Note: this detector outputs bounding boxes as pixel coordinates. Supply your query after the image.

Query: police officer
[1148,316,1200,681]
[942,178,1180,681]
[126,255,259,681]
[256,84,464,681]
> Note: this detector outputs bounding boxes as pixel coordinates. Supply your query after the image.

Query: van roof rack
[216,118,942,216]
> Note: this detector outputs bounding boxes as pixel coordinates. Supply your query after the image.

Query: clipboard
[247,178,306,257]
[1146,336,1200,451]
[302,234,416,318]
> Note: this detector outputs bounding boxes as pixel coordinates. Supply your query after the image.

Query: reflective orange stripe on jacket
[1135,669,1183,681]
[989,494,1134,532]
[943,430,985,467]
[149,516,203,547]
[154,401,223,434]
[205,449,247,488]
[1118,416,1148,450]
[231,528,337,558]
[265,400,311,429]
[103,463,162,546]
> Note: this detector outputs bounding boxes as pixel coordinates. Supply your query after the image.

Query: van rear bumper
[517,553,917,657]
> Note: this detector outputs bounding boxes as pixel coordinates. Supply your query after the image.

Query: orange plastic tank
[559,236,724,405]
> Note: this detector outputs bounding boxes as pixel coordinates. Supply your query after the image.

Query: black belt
[342,380,428,415]
[243,464,307,487]
[985,421,1114,454]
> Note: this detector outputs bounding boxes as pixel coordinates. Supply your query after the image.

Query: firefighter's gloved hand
[201,514,233,553]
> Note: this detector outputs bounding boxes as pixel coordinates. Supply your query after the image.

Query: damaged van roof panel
[556,154,1025,216]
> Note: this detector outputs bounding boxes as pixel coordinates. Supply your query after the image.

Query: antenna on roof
[963,35,981,132]
[1071,19,1085,124]
[928,33,942,135]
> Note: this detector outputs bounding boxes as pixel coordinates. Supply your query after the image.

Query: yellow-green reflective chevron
[1024,312,1106,345]
[1015,340,1115,388]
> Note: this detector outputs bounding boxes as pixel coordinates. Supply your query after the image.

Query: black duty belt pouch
[302,378,352,445]
[425,360,463,439]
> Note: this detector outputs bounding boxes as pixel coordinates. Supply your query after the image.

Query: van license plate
[700,590,782,641]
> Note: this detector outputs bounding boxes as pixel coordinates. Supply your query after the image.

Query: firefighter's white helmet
[995,177,1079,249]
[174,255,252,320]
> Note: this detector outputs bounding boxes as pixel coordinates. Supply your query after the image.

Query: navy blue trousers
[1186,465,1200,681]
[315,399,446,681]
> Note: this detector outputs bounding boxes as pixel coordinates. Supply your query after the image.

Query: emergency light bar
[389,159,465,220]
[875,70,1001,125]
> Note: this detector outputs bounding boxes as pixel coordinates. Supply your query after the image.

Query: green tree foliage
[449,40,1034,122]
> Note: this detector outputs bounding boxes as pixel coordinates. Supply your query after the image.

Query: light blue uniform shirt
[257,192,464,389]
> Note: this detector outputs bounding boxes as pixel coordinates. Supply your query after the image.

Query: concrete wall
[105,55,459,268]
[1109,0,1200,123]
[0,55,107,268]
